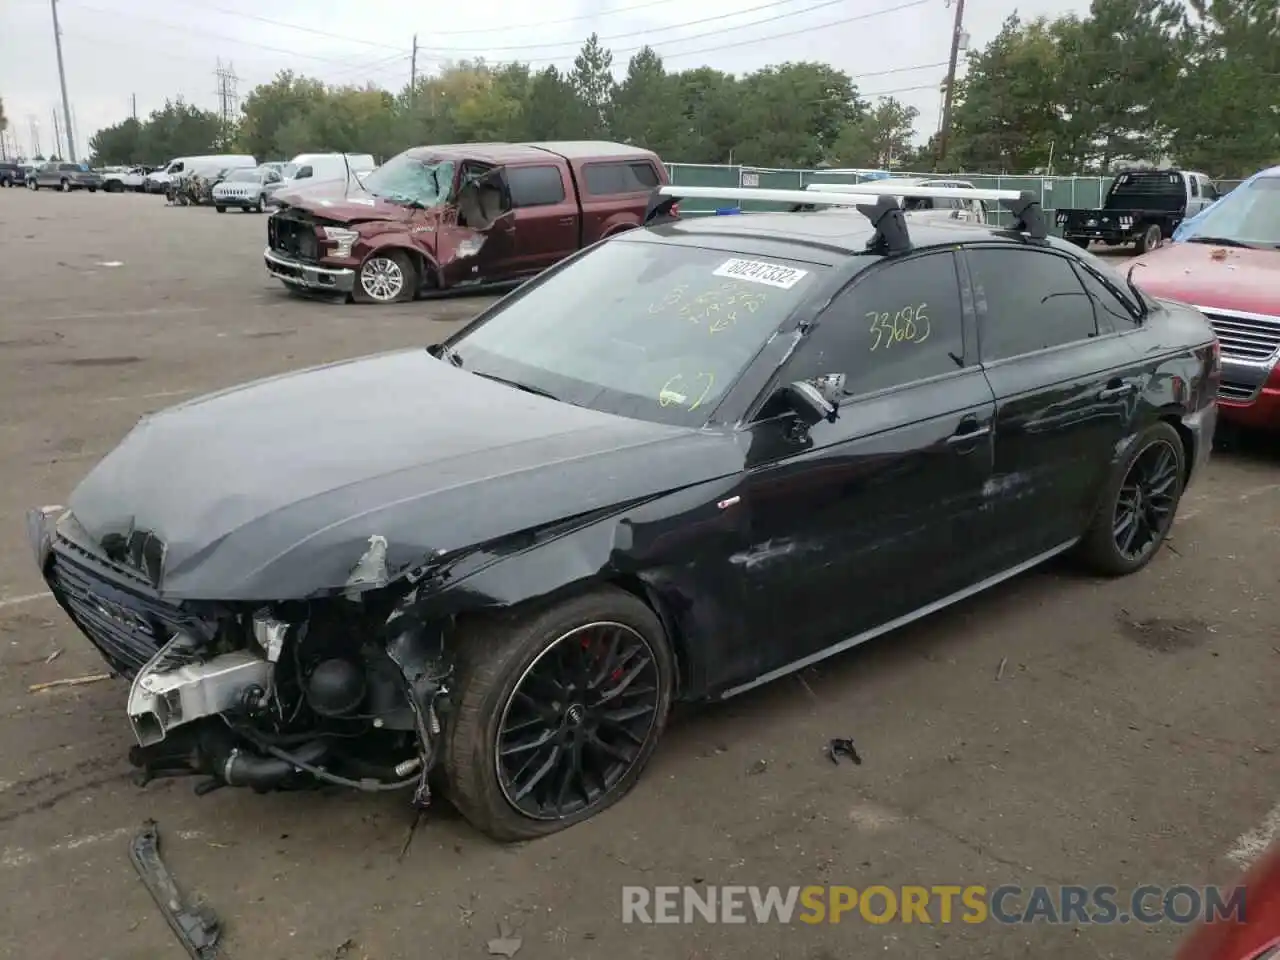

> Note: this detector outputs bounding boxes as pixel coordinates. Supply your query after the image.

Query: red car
[1177,843,1280,960]
[1128,166,1280,429]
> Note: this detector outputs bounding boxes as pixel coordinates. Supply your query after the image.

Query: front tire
[1134,224,1162,255]
[353,251,416,304]
[1077,422,1185,576]
[443,588,675,842]
[215,205,226,213]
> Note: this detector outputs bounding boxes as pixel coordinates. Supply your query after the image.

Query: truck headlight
[323,227,360,259]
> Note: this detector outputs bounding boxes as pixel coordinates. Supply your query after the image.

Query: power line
[415,0,852,54]
[182,0,688,42]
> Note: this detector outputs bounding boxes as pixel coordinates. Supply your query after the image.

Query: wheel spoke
[496,621,662,821]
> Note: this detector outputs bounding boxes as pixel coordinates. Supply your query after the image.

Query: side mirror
[782,374,844,426]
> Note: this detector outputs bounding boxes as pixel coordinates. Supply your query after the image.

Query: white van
[144,154,257,192]
[279,153,375,187]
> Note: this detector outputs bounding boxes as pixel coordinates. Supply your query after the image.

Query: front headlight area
[126,593,451,805]
[322,226,360,259]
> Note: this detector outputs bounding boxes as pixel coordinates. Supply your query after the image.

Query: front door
[733,251,1000,684]
[962,244,1154,567]
[440,165,516,287]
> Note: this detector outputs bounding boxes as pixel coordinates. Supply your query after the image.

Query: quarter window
[967,248,1098,360]
[507,165,566,207]
[782,252,966,397]
[1072,262,1139,332]
[583,161,661,196]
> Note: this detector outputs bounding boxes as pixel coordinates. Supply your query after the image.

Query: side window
[295,166,313,179]
[903,196,933,211]
[967,248,1098,360]
[583,161,659,195]
[1202,178,1219,200]
[782,252,966,397]
[267,170,281,183]
[507,165,566,207]
[1188,175,1200,198]
[1071,262,1140,332]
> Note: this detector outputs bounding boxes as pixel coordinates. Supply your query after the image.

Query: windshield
[361,153,455,207]
[1178,175,1280,247]
[226,169,258,183]
[281,163,300,178]
[448,238,825,427]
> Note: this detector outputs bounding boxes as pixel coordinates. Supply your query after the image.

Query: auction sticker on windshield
[712,258,809,289]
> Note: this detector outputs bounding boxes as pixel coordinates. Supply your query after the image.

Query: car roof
[406,141,654,164]
[633,211,1039,265]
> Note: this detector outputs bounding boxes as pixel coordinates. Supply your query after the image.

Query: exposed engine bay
[125,562,451,806]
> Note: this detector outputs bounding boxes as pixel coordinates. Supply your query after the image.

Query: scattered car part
[129,819,221,960]
[828,738,862,765]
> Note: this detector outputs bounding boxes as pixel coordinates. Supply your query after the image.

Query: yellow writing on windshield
[648,282,768,334]
[868,304,931,350]
[659,372,715,410]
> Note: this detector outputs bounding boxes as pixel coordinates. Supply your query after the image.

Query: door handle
[557,216,575,225]
[1098,381,1139,400]
[946,423,992,445]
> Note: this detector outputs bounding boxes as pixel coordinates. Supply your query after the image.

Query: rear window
[1106,172,1185,211]
[449,238,826,427]
[507,165,566,207]
[584,161,661,196]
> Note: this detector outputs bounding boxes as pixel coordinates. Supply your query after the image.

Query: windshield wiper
[1184,236,1255,248]
[470,371,561,402]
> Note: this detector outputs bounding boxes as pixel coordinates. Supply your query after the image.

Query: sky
[0,0,1091,161]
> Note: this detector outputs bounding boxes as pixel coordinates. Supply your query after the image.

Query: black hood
[65,349,743,601]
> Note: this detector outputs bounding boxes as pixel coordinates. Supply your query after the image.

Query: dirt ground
[0,189,1277,960]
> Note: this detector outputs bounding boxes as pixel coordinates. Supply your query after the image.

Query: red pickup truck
[264,140,669,304]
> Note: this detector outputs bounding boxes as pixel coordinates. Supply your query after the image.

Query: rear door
[737,250,1000,679]
[962,243,1157,568]
[505,163,578,274]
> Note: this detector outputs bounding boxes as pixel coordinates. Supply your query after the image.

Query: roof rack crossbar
[1001,190,1048,240]
[857,194,911,255]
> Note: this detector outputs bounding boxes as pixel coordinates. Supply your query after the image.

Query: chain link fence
[664,162,1244,230]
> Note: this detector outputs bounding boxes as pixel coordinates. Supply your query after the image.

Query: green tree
[137,99,223,161]
[829,97,919,167]
[237,70,328,160]
[668,67,740,163]
[731,62,866,167]
[612,47,682,153]
[0,97,7,136]
[89,117,144,165]
[571,33,615,137]
[523,66,592,140]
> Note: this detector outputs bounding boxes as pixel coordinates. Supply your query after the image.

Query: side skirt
[718,538,1079,700]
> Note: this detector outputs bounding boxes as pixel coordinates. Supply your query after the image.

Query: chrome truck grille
[1200,308,1280,362]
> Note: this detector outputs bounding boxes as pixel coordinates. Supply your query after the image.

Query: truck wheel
[29,180,38,190]
[1134,224,1162,255]
[215,205,226,213]
[60,179,71,192]
[354,251,416,304]
[443,587,675,841]
[252,195,264,213]
[1075,422,1185,577]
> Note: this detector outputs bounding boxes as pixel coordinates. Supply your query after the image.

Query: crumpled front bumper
[264,247,355,294]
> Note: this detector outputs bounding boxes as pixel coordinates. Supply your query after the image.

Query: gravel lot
[0,189,1277,960]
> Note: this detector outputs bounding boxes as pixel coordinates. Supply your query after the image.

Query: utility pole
[50,0,77,161]
[934,0,966,169]
[410,35,419,106]
[28,116,41,158]
[214,59,240,146]
[131,93,137,121]
[52,108,63,158]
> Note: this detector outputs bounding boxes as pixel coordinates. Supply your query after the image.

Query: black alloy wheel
[1112,437,1180,562]
[1077,421,1185,576]
[496,621,661,820]
[443,587,675,841]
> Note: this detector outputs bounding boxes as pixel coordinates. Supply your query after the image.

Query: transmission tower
[214,58,240,141]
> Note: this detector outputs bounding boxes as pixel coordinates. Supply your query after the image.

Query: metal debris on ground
[995,657,1008,681]
[29,673,111,692]
[44,648,62,663]
[828,738,862,765]
[129,819,221,960]
[487,919,522,957]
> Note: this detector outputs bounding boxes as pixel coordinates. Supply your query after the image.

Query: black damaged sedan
[28,191,1219,841]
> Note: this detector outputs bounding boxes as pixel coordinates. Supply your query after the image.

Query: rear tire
[1134,223,1162,255]
[353,251,416,304]
[215,205,226,213]
[1076,422,1185,576]
[443,587,675,842]
[60,179,70,192]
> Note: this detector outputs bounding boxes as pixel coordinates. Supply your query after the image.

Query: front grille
[268,214,319,262]
[1203,311,1280,362]
[1218,380,1259,403]
[47,546,190,676]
